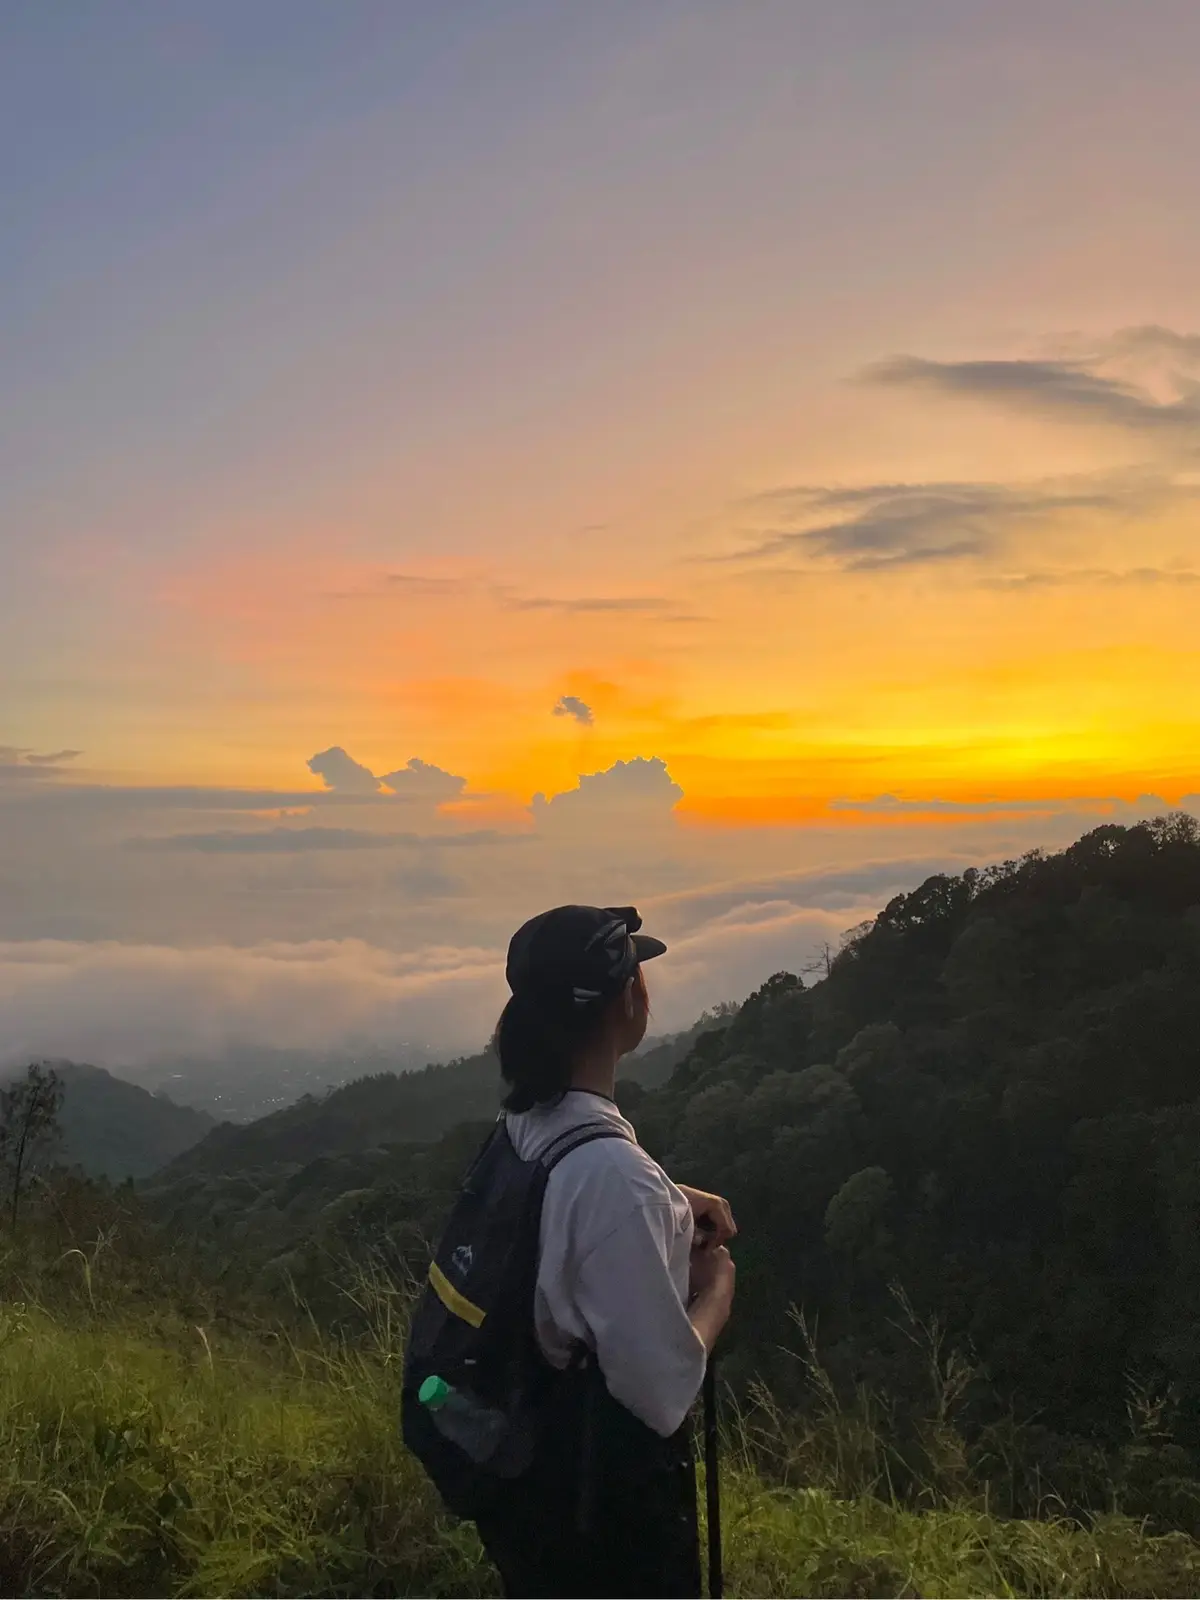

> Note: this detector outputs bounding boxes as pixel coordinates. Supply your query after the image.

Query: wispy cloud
[553,695,594,726]
[25,749,83,766]
[495,581,705,622]
[507,593,688,616]
[731,479,1115,570]
[830,793,1173,817]
[384,572,469,595]
[341,570,703,621]
[861,324,1200,438]
[130,827,409,854]
[979,566,1200,592]
[0,746,85,780]
[127,826,522,854]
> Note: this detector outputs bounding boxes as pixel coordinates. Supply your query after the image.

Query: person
[472,904,737,1599]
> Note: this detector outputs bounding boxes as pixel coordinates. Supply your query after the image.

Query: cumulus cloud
[532,757,684,823]
[552,696,594,726]
[378,758,466,802]
[307,746,381,794]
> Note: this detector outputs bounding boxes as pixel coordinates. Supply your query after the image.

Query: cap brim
[632,933,667,963]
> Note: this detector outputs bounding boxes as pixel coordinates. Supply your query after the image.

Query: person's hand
[679,1184,737,1248]
[689,1242,736,1306]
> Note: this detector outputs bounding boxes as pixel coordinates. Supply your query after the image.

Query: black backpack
[402,1116,631,1520]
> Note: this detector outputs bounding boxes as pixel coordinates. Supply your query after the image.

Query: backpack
[402,1115,631,1520]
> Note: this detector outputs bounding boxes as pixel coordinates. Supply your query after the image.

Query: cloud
[830,793,1173,818]
[0,937,506,1069]
[1103,325,1200,364]
[532,757,684,822]
[507,593,693,618]
[646,902,856,1019]
[384,573,468,595]
[644,856,975,928]
[388,862,462,900]
[0,785,361,813]
[0,900,857,1068]
[861,332,1200,438]
[307,747,381,794]
[126,827,523,854]
[10,801,1193,1063]
[979,566,1200,591]
[553,695,594,726]
[378,758,466,802]
[130,827,413,854]
[0,746,84,781]
[347,571,703,622]
[734,479,1114,570]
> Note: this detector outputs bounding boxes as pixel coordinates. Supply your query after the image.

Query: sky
[2,1,1199,1071]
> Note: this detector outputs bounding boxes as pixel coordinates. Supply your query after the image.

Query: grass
[2,1253,1200,1597]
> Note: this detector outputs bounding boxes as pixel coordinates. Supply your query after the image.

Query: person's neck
[569,1040,620,1101]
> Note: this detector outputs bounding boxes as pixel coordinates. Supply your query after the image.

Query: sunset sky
[3,2,1199,1069]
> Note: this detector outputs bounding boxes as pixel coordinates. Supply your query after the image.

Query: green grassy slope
[2,1264,1199,1599]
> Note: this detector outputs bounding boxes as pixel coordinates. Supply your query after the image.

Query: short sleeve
[573,1201,707,1437]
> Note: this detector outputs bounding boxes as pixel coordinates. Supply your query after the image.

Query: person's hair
[496,968,648,1113]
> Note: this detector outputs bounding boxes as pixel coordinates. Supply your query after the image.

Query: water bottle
[418,1374,509,1466]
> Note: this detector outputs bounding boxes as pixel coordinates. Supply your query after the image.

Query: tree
[0,1062,64,1229]
[824,1165,894,1258]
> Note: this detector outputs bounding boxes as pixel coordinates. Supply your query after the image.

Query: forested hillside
[143,813,1200,1531]
[633,814,1200,1520]
[0,1062,216,1181]
[157,1011,730,1182]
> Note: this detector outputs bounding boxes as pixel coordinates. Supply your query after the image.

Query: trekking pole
[703,1355,723,1600]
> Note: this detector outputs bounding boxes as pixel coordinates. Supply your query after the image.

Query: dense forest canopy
[630,814,1200,1514]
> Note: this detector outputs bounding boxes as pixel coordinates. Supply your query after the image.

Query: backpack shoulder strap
[540,1122,632,1175]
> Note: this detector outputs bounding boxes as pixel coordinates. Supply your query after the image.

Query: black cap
[506,905,666,1012]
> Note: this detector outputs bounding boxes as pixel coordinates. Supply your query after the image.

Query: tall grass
[2,1233,1200,1597]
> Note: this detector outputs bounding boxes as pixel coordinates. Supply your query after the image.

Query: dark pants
[474,1372,701,1599]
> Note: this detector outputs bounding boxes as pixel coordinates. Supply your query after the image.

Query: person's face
[614,969,650,1056]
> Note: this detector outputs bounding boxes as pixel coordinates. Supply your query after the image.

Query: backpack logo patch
[450,1243,474,1281]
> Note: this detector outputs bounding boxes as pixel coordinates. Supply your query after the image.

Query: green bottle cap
[419,1375,451,1409]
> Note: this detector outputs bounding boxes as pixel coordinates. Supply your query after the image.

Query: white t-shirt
[504,1089,707,1439]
